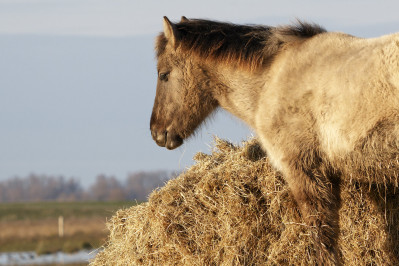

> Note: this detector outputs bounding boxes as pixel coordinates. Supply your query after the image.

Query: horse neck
[209,64,265,128]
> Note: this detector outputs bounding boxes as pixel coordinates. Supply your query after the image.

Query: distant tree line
[0,171,175,202]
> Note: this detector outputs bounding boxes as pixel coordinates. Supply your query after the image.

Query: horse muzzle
[151,129,183,150]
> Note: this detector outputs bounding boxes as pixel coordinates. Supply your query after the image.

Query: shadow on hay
[367,183,399,261]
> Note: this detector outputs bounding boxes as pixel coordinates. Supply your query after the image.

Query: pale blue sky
[1,0,399,36]
[1,1,399,186]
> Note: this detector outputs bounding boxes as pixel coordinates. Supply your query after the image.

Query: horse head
[150,17,218,149]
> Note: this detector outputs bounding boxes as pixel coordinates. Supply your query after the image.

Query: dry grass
[0,201,136,254]
[92,138,399,265]
[0,217,108,254]
[0,217,107,239]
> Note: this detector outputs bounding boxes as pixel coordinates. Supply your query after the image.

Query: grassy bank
[0,201,138,254]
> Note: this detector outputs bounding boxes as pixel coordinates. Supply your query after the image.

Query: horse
[150,16,399,265]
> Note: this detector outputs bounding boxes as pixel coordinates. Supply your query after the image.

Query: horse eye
[159,72,169,81]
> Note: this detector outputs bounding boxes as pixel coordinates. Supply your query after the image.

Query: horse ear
[181,16,189,22]
[163,16,179,47]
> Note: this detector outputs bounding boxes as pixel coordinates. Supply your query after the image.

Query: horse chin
[166,134,183,150]
[151,128,184,149]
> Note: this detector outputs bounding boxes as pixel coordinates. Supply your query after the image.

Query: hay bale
[91,138,399,265]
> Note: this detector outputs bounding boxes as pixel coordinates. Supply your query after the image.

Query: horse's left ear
[181,16,189,22]
[163,16,179,47]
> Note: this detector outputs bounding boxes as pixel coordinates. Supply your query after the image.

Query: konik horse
[150,16,399,264]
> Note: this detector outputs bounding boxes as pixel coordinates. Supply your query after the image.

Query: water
[0,249,99,265]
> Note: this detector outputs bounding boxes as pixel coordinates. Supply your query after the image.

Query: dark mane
[156,19,326,70]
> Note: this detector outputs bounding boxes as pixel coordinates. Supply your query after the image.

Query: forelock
[155,33,168,58]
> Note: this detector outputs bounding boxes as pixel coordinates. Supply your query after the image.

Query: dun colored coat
[150,16,399,265]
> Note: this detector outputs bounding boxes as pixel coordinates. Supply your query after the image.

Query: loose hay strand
[91,138,399,265]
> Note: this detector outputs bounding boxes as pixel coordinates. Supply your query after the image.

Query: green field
[0,201,138,254]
